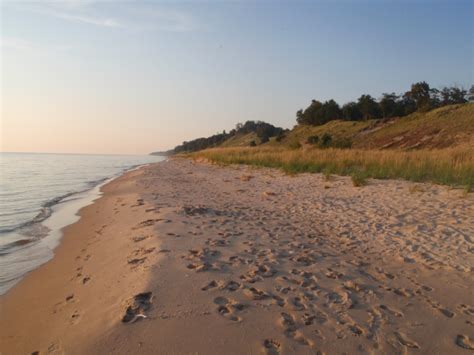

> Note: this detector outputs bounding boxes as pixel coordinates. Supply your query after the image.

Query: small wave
[0,178,109,235]
[0,238,37,256]
[0,164,145,236]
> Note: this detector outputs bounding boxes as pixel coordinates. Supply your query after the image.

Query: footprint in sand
[394,331,420,349]
[292,297,306,311]
[220,280,241,292]
[187,262,213,272]
[122,292,153,324]
[277,312,312,346]
[132,235,150,243]
[66,294,74,303]
[456,334,474,350]
[213,296,242,322]
[263,339,281,355]
[348,324,364,336]
[128,257,147,267]
[70,310,81,325]
[379,304,403,317]
[201,280,218,291]
[458,304,474,316]
[244,287,269,300]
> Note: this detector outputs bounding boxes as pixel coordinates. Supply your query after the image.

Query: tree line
[296,82,473,126]
[174,121,284,153]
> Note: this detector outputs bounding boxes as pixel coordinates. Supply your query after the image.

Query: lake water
[0,152,164,295]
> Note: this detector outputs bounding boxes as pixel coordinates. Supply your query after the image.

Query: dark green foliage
[307,135,319,144]
[439,86,468,105]
[296,82,469,126]
[174,120,283,153]
[468,86,474,103]
[405,81,433,111]
[342,102,363,121]
[320,133,332,147]
[296,100,342,125]
[357,94,382,120]
[249,140,257,147]
[380,93,402,118]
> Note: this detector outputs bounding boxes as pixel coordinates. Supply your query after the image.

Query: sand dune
[1,158,473,354]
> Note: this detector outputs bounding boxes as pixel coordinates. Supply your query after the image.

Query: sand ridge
[1,158,473,354]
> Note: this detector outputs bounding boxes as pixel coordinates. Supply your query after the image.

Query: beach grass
[188,145,474,188]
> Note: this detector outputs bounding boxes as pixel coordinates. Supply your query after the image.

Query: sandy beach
[1,158,473,354]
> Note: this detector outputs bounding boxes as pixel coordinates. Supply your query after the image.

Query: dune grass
[188,146,474,188]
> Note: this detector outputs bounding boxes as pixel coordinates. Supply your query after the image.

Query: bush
[307,135,319,144]
[319,133,332,148]
[249,140,257,147]
[351,171,367,187]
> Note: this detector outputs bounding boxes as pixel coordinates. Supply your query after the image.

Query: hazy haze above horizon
[1,0,472,155]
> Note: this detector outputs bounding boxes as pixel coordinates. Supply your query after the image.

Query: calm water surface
[0,152,164,294]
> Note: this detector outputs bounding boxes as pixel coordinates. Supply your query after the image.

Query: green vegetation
[351,170,368,187]
[165,82,473,188]
[174,121,284,153]
[279,104,474,150]
[188,145,474,187]
[296,82,470,125]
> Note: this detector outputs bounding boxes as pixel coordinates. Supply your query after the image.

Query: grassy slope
[353,104,474,149]
[219,132,259,147]
[187,104,473,187]
[216,104,473,150]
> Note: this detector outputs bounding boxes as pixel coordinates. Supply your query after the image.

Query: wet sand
[1,158,473,354]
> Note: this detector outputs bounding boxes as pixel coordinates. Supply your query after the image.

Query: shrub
[319,133,332,148]
[249,140,257,147]
[351,171,367,187]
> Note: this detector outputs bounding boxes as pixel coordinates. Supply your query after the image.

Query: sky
[1,0,472,155]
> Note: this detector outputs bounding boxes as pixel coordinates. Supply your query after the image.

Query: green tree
[316,99,342,124]
[379,93,401,118]
[406,81,432,111]
[357,95,381,120]
[342,102,363,121]
[468,85,474,103]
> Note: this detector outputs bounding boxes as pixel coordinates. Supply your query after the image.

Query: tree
[342,102,363,121]
[296,109,304,125]
[379,93,400,118]
[357,94,381,120]
[315,99,342,124]
[399,94,417,115]
[440,86,468,105]
[304,100,323,125]
[468,85,474,103]
[406,81,432,111]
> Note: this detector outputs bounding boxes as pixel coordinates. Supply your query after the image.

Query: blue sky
[1,0,472,154]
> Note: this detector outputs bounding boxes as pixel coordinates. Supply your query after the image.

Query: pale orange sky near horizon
[1,1,471,155]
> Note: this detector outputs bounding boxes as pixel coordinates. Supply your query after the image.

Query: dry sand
[1,158,473,354]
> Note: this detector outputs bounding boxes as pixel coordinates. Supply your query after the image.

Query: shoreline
[1,158,473,354]
[0,163,163,354]
[0,162,158,296]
